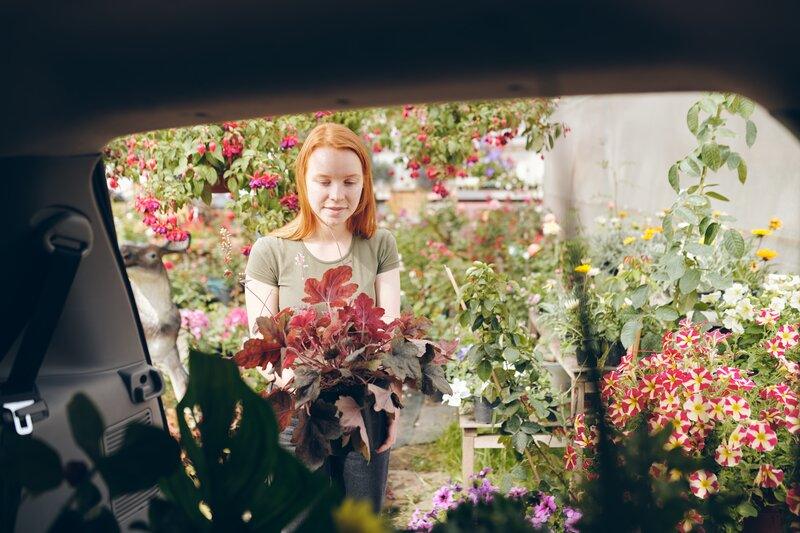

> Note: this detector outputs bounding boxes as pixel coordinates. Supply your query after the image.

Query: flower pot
[474,396,494,424]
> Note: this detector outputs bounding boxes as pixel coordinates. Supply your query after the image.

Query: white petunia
[722,315,744,334]
[789,291,800,311]
[722,283,748,306]
[769,296,787,312]
[700,291,721,304]
[734,299,755,321]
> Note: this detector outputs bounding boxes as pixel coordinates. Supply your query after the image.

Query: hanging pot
[473,396,494,424]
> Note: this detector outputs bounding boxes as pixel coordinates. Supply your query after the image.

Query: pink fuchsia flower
[688,470,719,499]
[134,195,161,214]
[745,421,778,452]
[180,309,210,340]
[677,509,704,533]
[755,464,784,488]
[722,395,751,421]
[223,307,248,330]
[787,485,800,516]
[714,443,742,467]
[279,134,299,150]
[249,171,279,190]
[684,367,713,393]
[764,337,786,358]
[776,324,799,348]
[313,110,333,119]
[241,244,252,256]
[279,193,299,211]
[756,308,781,326]
[683,395,710,423]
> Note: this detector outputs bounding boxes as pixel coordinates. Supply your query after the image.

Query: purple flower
[432,486,456,511]
[485,167,495,177]
[506,486,528,500]
[408,509,434,532]
[564,507,582,533]
[529,494,557,529]
[467,477,498,504]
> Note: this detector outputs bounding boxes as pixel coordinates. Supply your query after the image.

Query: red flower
[280,193,299,211]
[280,134,299,150]
[241,244,252,257]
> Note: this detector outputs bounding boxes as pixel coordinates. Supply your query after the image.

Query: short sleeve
[376,229,400,274]
[245,236,280,286]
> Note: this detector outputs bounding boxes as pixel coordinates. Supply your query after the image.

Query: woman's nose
[328,182,345,200]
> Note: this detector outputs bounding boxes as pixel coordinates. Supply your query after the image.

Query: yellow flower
[751,228,772,237]
[574,264,592,274]
[650,226,663,233]
[618,210,628,219]
[623,236,636,245]
[641,231,654,241]
[756,248,778,261]
[769,217,783,230]
[712,210,722,218]
[333,499,388,533]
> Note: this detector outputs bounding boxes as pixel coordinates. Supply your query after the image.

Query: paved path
[395,390,458,448]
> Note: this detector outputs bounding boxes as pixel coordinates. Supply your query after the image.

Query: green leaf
[706,272,733,290]
[703,222,720,244]
[511,431,530,454]
[705,191,729,202]
[665,253,686,282]
[668,164,680,193]
[654,306,679,321]
[673,206,699,225]
[685,194,708,208]
[726,151,741,170]
[679,269,701,293]
[745,119,757,147]
[722,229,745,258]
[629,285,649,310]
[1,433,63,495]
[67,393,105,461]
[477,360,492,381]
[97,424,180,498]
[503,347,520,363]
[685,242,711,256]
[737,160,747,184]
[686,103,700,135]
[701,142,722,171]
[620,318,642,350]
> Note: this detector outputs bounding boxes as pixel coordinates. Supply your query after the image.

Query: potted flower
[233,265,453,469]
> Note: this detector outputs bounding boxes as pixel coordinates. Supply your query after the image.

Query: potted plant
[233,265,454,469]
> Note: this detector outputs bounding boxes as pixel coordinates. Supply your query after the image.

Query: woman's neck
[308,222,352,243]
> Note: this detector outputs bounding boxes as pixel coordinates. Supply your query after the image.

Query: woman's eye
[319,181,330,186]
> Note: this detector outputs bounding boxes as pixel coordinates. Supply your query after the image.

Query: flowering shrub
[232,265,454,469]
[567,318,799,525]
[409,468,581,532]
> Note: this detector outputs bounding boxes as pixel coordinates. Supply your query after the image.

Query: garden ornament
[121,237,191,400]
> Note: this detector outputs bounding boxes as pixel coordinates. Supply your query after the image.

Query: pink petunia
[787,485,800,516]
[754,464,784,488]
[764,337,786,358]
[727,424,748,449]
[683,395,710,423]
[783,408,800,435]
[688,470,719,499]
[745,421,778,452]
[684,367,714,393]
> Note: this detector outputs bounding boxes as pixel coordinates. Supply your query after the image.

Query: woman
[243,122,401,512]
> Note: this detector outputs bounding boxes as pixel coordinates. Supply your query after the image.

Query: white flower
[700,291,721,304]
[722,283,748,306]
[595,216,608,226]
[409,270,417,278]
[543,221,562,236]
[770,296,787,312]
[735,299,755,321]
[442,378,472,407]
[623,298,633,307]
[722,315,744,334]
[789,291,800,311]
[588,267,600,277]
[610,217,621,228]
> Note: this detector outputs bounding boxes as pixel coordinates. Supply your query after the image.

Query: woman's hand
[375,410,399,454]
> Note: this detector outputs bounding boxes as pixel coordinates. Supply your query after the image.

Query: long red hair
[271,122,376,240]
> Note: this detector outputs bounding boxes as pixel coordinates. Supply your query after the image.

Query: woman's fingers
[376,411,399,453]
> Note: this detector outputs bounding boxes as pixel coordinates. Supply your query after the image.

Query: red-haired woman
[244,123,401,512]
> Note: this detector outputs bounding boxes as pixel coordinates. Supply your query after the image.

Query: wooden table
[459,415,567,481]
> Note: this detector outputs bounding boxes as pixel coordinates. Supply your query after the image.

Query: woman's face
[305,147,364,231]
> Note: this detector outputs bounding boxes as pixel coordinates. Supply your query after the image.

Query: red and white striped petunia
[730,376,756,391]
[754,464,784,488]
[723,395,751,421]
[787,485,800,516]
[708,398,727,421]
[776,355,800,376]
[714,443,742,467]
[755,308,780,326]
[764,336,786,358]
[563,444,578,470]
[683,394,710,422]
[715,366,744,380]
[727,424,748,449]
[760,408,783,427]
[664,430,690,451]
[675,327,702,351]
[783,408,800,435]
[705,329,730,346]
[688,470,719,499]
[684,367,714,393]
[746,421,778,452]
[677,509,704,533]
[776,324,799,348]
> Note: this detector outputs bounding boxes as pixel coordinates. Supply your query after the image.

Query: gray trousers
[279,406,391,513]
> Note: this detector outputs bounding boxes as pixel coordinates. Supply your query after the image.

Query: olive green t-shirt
[245,228,400,311]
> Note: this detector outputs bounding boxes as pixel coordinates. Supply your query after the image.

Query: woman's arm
[244,275,280,381]
[375,267,401,323]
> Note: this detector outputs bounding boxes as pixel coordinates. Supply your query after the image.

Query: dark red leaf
[232,338,282,369]
[351,293,389,341]
[292,400,343,469]
[301,265,358,307]
[263,389,295,431]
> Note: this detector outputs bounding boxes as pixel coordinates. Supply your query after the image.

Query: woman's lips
[325,207,346,212]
